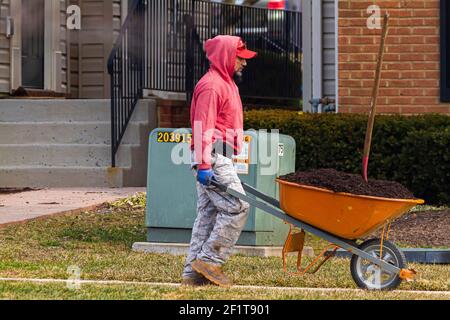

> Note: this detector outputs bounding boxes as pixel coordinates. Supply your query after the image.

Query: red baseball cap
[236,39,257,59]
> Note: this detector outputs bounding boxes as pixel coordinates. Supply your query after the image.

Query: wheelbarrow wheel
[350,239,406,290]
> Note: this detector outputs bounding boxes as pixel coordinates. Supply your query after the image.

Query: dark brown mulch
[279,168,415,199]
[0,188,40,195]
[373,210,450,248]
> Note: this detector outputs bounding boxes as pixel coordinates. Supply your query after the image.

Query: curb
[0,277,449,296]
[328,248,450,264]
[0,203,107,228]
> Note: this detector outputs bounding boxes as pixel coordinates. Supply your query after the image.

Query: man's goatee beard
[234,71,243,84]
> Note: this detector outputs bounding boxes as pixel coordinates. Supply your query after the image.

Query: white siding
[322,0,336,99]
[69,0,117,98]
[302,0,337,111]
[60,0,68,93]
[0,0,10,93]
[113,0,121,42]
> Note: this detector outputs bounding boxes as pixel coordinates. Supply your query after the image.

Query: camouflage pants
[182,153,250,279]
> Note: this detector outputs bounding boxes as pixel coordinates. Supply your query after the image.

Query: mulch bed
[279,168,415,199]
[375,210,450,248]
[278,169,449,247]
[0,188,40,195]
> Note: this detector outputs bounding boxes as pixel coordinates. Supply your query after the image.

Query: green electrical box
[146,128,296,246]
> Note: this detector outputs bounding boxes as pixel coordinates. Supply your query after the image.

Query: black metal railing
[108,0,302,166]
[183,1,302,107]
[184,14,210,101]
[108,0,145,167]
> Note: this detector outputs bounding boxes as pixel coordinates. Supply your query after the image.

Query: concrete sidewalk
[0,188,146,226]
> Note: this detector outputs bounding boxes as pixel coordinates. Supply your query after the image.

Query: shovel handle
[363,13,390,182]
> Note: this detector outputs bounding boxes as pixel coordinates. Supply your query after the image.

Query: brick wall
[157,99,190,128]
[339,0,450,114]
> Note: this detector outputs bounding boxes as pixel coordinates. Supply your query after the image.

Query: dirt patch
[0,188,40,195]
[279,168,415,199]
[375,210,450,248]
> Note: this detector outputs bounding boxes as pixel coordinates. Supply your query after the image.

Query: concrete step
[0,121,144,145]
[0,98,157,188]
[0,144,134,167]
[0,166,124,188]
[0,99,153,122]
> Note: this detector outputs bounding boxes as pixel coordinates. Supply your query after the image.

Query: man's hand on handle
[197,169,216,186]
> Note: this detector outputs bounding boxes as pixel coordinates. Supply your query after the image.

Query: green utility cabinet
[146,128,296,246]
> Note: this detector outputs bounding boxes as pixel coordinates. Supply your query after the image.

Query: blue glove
[197,169,215,186]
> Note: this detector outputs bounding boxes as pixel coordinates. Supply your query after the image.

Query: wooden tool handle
[363,13,390,182]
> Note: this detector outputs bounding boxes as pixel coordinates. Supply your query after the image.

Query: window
[441,0,450,101]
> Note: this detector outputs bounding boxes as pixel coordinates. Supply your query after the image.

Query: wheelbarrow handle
[210,179,281,209]
[210,179,227,192]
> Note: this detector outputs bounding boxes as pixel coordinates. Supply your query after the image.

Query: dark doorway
[22,0,45,89]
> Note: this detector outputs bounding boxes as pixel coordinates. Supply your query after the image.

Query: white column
[302,0,312,112]
[302,0,324,112]
[44,0,61,92]
[312,0,323,111]
[10,0,21,92]
[121,0,128,25]
[334,0,339,112]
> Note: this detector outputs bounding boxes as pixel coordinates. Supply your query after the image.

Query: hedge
[244,110,450,205]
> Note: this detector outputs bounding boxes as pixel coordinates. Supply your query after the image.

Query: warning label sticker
[278,143,284,157]
[232,135,251,175]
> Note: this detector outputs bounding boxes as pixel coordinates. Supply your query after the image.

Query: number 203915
[156,132,192,144]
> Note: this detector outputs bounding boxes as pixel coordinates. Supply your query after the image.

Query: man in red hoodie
[182,35,257,287]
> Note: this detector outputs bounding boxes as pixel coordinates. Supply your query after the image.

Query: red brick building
[158,0,450,117]
[2,0,447,117]
[338,0,450,114]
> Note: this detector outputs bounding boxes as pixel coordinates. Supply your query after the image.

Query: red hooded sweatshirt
[190,35,244,170]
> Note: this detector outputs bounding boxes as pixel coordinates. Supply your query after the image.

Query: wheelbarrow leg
[282,225,340,276]
[310,246,339,274]
[282,226,306,273]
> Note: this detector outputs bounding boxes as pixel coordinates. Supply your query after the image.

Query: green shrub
[244,110,450,205]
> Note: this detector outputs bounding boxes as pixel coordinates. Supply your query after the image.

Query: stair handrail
[108,0,145,167]
[107,0,142,74]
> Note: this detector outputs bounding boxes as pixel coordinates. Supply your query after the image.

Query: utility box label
[156,131,192,144]
[278,143,285,157]
[233,135,251,175]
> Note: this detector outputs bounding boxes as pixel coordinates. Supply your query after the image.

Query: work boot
[191,259,233,288]
[181,276,214,287]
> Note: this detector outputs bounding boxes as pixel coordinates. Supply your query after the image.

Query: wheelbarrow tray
[211,179,421,284]
[276,179,424,240]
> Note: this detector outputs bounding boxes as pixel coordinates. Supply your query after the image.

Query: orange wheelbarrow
[211,179,424,290]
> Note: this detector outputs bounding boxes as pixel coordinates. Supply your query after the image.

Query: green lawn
[0,194,448,300]
[0,281,448,300]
